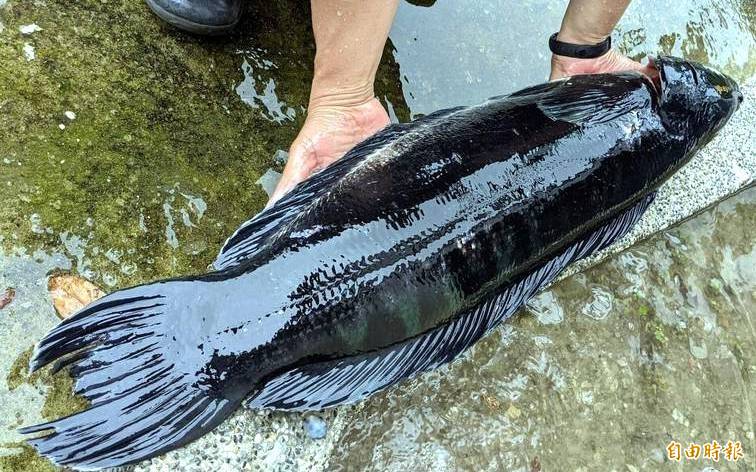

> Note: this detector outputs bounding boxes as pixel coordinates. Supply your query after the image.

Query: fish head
[653,56,742,147]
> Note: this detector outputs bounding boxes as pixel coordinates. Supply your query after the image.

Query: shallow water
[0,0,754,470]
[389,0,756,116]
[333,185,756,472]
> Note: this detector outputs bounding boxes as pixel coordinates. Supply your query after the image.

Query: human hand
[550,48,656,81]
[268,97,390,206]
[267,0,398,206]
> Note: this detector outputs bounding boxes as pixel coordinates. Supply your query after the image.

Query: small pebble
[273,149,289,165]
[19,24,42,35]
[58,123,66,130]
[303,415,327,439]
[23,43,35,61]
[64,110,76,120]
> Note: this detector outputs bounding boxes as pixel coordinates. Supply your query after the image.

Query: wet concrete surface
[335,185,756,471]
[0,0,755,470]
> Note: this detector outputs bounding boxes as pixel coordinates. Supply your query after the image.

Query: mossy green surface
[6,347,88,421]
[0,1,408,469]
[0,443,56,472]
[0,0,408,290]
[4,348,87,472]
[5,348,32,393]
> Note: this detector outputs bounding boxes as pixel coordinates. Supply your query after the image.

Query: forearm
[310,0,399,108]
[557,0,632,44]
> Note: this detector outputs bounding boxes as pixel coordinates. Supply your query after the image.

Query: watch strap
[549,32,611,59]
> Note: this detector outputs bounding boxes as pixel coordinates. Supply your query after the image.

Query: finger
[267,138,310,207]
[267,152,314,207]
[267,174,298,208]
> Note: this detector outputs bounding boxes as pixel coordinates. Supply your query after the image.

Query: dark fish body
[21,57,741,470]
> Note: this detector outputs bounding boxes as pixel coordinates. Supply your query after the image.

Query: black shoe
[146,0,242,35]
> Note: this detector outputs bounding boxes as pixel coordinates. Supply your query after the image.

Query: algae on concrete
[6,347,88,420]
[0,0,409,291]
[0,444,55,472]
[0,248,78,472]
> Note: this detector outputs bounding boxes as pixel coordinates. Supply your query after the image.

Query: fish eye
[706,72,735,98]
[714,84,731,96]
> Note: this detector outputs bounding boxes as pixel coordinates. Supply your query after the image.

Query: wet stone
[525,290,564,325]
[273,149,289,166]
[18,23,41,35]
[304,415,328,440]
[256,168,283,198]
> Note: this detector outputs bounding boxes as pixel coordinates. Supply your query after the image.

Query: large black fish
[21,56,741,469]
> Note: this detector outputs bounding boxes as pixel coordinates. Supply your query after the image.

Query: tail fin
[18,283,240,470]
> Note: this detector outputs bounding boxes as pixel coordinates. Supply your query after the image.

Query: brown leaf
[530,456,541,472]
[0,287,15,310]
[48,274,105,319]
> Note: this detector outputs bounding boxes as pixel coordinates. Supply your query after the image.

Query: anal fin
[246,193,656,411]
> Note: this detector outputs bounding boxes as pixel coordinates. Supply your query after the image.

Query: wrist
[556,24,610,46]
[549,30,612,62]
[310,52,377,109]
[551,51,605,66]
[549,49,648,81]
[309,75,375,110]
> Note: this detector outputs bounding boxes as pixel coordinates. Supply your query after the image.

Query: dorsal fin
[214,106,475,271]
[245,193,656,410]
[505,80,564,100]
[214,123,408,271]
[536,74,650,125]
[409,105,465,123]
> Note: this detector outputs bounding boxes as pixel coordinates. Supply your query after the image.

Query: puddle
[389,0,756,117]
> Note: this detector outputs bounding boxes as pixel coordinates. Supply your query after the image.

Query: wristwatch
[549,32,611,59]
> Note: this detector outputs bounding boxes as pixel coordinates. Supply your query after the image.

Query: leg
[269,0,400,204]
